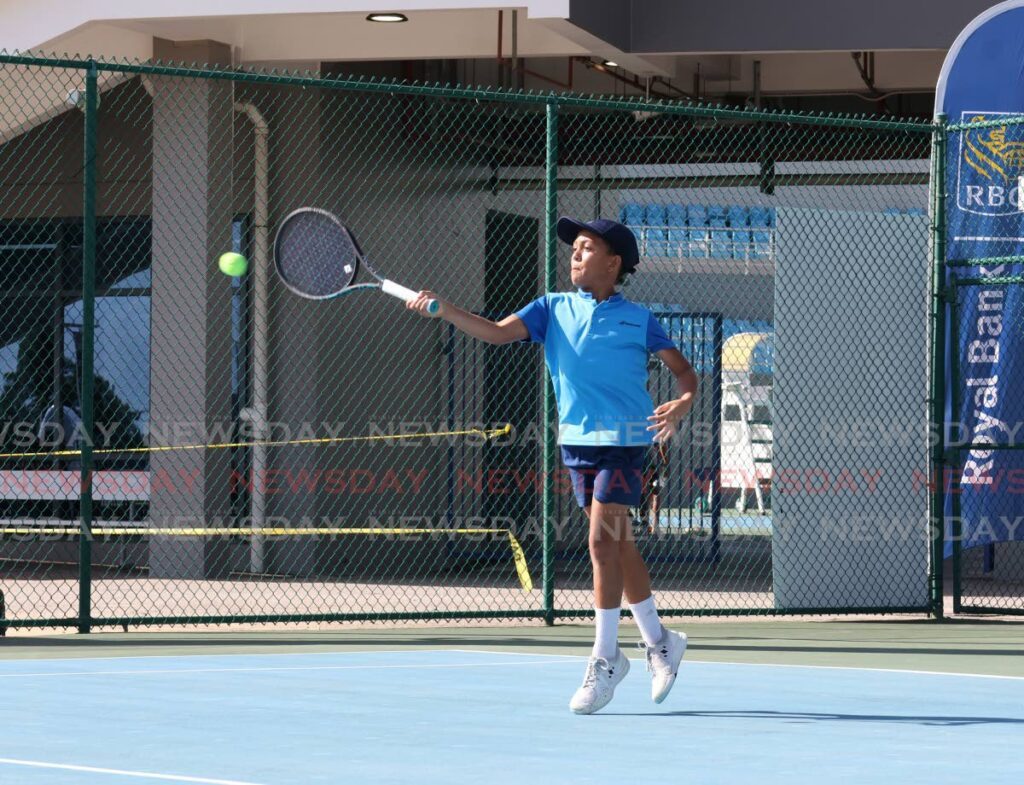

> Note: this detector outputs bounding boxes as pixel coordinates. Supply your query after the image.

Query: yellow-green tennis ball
[218,252,248,277]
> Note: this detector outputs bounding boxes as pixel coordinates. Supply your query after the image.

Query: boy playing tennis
[408,217,697,714]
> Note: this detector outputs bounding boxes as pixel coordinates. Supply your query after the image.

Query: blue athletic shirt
[514,290,676,445]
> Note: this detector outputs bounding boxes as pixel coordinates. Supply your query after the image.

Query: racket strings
[275,209,360,298]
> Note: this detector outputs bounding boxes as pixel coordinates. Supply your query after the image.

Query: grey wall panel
[771,207,929,608]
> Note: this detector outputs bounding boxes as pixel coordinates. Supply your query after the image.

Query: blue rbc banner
[936,1,1024,554]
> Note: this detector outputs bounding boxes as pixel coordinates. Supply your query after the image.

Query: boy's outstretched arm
[406,290,529,345]
[648,348,698,442]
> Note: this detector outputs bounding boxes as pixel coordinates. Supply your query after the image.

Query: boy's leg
[614,504,688,704]
[620,536,654,606]
[601,456,672,644]
[588,500,631,608]
[587,500,627,659]
[620,537,667,646]
[589,500,673,650]
[568,501,631,715]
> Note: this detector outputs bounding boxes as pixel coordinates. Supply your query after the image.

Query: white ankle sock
[630,596,664,647]
[592,607,620,659]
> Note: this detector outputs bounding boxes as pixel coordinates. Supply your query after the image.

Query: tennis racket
[273,207,439,314]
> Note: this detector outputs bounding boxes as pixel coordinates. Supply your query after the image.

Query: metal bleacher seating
[620,202,778,263]
[686,204,708,258]
[644,204,668,256]
[727,205,749,260]
[708,205,729,259]
[666,204,686,257]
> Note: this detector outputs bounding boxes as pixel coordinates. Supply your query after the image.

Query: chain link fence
[0,52,991,631]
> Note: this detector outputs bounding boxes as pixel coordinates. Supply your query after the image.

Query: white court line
[0,758,263,785]
[446,648,1024,681]
[0,658,575,679]
[0,647,461,666]
[8,646,1021,683]
[691,659,1024,681]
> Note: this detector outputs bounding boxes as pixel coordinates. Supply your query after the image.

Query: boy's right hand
[406,290,445,318]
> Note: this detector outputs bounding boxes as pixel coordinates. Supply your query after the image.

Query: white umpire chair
[717,332,773,513]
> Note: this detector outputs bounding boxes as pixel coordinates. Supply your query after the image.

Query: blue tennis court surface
[651,512,773,535]
[2,649,1021,784]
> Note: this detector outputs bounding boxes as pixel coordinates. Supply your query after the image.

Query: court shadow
[601,709,1024,726]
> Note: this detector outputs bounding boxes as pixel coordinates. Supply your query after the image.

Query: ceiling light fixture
[603,60,619,68]
[367,13,408,23]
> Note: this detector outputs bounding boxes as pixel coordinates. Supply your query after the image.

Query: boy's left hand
[647,398,693,442]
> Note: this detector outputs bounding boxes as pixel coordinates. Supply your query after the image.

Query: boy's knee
[589,537,620,564]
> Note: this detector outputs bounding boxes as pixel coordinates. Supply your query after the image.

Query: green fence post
[78,60,98,634]
[928,114,948,620]
[949,291,963,614]
[542,100,558,626]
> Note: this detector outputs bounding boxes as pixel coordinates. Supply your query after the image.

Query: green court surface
[3,620,1022,678]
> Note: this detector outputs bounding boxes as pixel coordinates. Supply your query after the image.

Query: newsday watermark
[3,512,1002,546]
[5,416,1016,450]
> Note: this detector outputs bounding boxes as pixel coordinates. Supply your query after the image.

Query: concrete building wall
[0,75,152,222]
[296,90,500,576]
[147,39,235,578]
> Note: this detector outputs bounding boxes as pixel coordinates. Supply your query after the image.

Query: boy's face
[570,230,621,290]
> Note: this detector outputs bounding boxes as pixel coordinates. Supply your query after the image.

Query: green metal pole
[542,101,558,625]
[928,114,947,620]
[950,289,963,615]
[78,61,98,634]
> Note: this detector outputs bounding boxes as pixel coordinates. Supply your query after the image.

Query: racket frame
[273,207,438,313]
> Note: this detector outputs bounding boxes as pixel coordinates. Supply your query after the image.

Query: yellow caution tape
[0,424,513,460]
[0,522,533,593]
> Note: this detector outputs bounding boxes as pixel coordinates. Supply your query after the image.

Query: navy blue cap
[557,217,640,273]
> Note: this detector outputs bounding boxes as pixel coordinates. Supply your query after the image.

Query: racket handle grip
[382,279,440,315]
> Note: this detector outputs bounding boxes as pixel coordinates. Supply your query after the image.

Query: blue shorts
[560,445,647,508]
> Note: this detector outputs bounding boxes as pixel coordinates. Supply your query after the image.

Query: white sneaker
[640,628,687,703]
[568,649,630,715]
